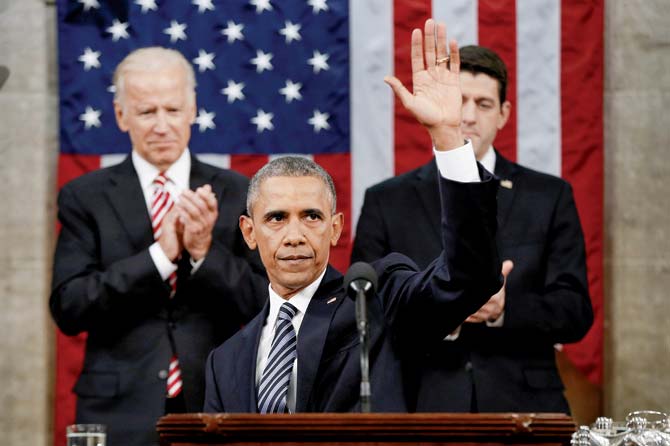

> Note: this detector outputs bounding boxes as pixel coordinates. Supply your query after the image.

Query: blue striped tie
[257,302,298,414]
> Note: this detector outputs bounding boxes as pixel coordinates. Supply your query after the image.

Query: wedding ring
[436,56,450,65]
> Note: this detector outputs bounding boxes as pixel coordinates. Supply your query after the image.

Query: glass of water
[66,424,106,446]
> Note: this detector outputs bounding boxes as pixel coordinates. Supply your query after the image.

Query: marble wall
[604,0,670,419]
[0,0,58,445]
[0,0,668,444]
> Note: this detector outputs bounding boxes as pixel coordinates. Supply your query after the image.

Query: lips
[278,254,312,261]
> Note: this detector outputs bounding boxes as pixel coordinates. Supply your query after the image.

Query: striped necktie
[151,173,183,399]
[151,173,177,297]
[257,301,298,414]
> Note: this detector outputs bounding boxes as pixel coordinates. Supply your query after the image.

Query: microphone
[343,262,378,413]
[344,261,378,300]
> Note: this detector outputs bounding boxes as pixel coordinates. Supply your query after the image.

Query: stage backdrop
[54,0,603,444]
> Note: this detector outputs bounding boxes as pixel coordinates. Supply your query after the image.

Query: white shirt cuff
[486,312,505,327]
[149,242,178,280]
[433,140,481,183]
[189,256,205,274]
[443,325,462,341]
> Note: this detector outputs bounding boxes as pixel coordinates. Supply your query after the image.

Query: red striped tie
[151,173,177,296]
[151,173,183,398]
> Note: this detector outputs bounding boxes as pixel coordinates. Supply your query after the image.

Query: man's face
[240,176,343,299]
[114,64,196,171]
[460,71,511,160]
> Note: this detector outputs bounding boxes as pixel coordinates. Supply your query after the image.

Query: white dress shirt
[255,268,327,413]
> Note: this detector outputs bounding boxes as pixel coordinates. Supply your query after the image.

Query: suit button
[464,361,473,372]
[158,369,168,380]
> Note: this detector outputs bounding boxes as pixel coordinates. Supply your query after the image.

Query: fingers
[176,185,218,231]
[435,22,448,63]
[384,75,414,107]
[501,259,514,278]
[423,19,436,68]
[410,28,424,74]
[448,39,460,74]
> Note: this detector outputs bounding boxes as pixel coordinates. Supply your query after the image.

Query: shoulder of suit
[508,161,572,191]
[195,158,251,186]
[365,161,432,196]
[59,159,127,194]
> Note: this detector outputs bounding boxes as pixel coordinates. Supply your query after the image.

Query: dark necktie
[257,301,298,413]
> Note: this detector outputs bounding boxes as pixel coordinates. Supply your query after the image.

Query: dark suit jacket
[204,168,502,413]
[50,155,267,446]
[351,152,593,413]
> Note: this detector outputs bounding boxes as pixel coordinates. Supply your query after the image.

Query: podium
[157,413,575,445]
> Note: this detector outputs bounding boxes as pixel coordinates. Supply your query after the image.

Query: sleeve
[502,181,593,343]
[49,185,169,337]
[185,232,268,322]
[379,167,502,342]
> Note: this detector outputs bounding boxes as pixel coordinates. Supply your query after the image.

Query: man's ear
[114,100,129,132]
[239,215,257,250]
[497,100,512,130]
[189,94,197,125]
[330,212,344,247]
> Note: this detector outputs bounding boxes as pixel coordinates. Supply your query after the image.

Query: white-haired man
[50,47,267,446]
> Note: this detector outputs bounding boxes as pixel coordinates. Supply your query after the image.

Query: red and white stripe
[167,355,183,398]
[151,173,174,239]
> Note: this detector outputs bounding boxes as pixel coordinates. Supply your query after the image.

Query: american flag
[55,0,603,443]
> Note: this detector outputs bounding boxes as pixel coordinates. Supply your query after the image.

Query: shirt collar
[132,148,191,191]
[267,267,328,320]
[479,145,496,175]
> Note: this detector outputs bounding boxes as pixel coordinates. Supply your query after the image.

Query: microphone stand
[352,280,372,413]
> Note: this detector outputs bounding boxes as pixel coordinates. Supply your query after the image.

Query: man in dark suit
[50,47,266,446]
[204,19,502,414]
[351,45,593,413]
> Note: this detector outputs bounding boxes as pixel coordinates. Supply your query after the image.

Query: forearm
[50,249,167,335]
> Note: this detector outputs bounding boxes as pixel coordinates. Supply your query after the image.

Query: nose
[153,110,169,133]
[461,100,476,125]
[283,218,305,246]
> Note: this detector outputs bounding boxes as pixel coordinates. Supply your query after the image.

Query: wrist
[429,125,463,151]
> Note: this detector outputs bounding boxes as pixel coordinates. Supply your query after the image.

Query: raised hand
[176,184,218,261]
[384,19,463,150]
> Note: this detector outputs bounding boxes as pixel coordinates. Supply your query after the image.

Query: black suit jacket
[204,169,501,413]
[50,155,267,446]
[351,152,593,413]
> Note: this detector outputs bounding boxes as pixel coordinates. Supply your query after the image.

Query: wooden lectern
[157,413,575,445]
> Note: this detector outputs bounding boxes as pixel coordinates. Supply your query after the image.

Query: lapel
[235,303,269,412]
[105,156,154,251]
[413,160,442,245]
[493,150,520,232]
[189,155,225,206]
[294,266,344,412]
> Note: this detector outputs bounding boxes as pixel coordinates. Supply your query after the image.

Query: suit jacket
[50,155,268,446]
[351,152,593,413]
[204,168,502,413]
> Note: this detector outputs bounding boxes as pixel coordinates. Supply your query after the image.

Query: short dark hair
[247,156,337,216]
[459,45,508,105]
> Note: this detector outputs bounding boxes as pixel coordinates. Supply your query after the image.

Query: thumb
[384,75,414,109]
[501,260,514,281]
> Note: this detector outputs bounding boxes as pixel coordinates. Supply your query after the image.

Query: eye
[478,101,494,110]
[266,212,285,223]
[306,212,322,221]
